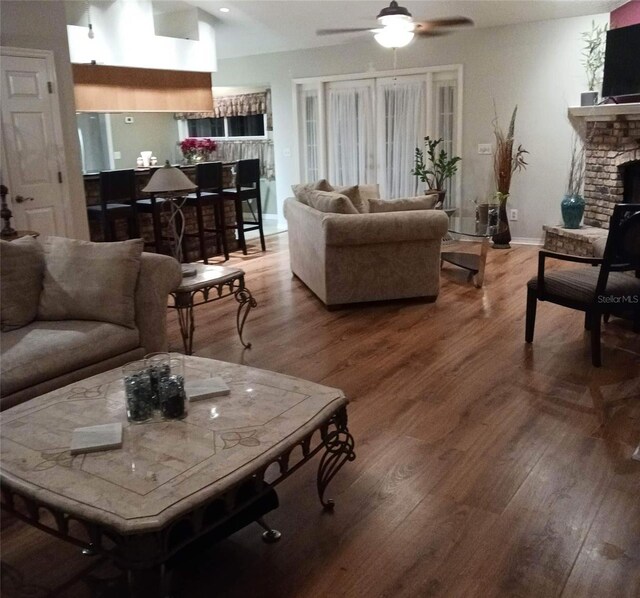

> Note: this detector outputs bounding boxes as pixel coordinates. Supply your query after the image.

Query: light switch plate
[113,151,121,160]
[478,143,492,155]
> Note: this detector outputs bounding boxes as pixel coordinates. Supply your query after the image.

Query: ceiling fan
[316,1,474,49]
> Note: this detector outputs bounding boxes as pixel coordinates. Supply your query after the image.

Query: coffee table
[441,216,503,288]
[168,264,256,355]
[0,357,355,597]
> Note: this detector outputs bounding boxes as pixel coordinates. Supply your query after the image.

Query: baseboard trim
[511,237,544,246]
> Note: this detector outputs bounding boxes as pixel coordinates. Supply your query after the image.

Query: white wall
[67,1,217,72]
[214,13,609,241]
[109,113,180,169]
[0,0,89,240]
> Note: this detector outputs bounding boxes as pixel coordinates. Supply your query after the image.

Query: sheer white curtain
[435,80,457,206]
[378,79,426,199]
[302,89,319,181]
[327,84,376,185]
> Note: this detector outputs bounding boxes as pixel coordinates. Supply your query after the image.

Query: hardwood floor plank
[561,487,640,598]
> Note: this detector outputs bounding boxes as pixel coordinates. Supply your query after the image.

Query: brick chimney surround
[543,103,640,256]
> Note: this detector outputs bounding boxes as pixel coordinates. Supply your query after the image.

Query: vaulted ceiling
[187,0,623,60]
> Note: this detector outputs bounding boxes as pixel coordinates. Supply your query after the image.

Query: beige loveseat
[285,182,449,307]
[0,236,182,410]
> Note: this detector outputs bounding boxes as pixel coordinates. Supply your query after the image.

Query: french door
[296,67,461,205]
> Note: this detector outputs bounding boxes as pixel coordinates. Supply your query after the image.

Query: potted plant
[411,136,461,207]
[561,136,585,228]
[581,20,607,106]
[491,105,528,248]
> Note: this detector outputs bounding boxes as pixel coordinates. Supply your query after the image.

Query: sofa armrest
[135,253,182,353]
[322,209,449,246]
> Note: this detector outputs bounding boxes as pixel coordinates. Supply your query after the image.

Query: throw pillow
[0,236,45,331]
[306,190,359,214]
[355,184,380,214]
[331,185,370,214]
[291,179,334,205]
[368,194,440,213]
[38,237,143,329]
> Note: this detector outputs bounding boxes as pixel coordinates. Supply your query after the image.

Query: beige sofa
[1,237,182,410]
[284,185,449,306]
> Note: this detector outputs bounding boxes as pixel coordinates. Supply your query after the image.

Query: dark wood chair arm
[538,250,603,265]
[536,251,603,297]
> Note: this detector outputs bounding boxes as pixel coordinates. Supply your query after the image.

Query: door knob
[14,195,34,203]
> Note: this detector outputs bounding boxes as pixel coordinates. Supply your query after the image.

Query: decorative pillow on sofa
[0,236,44,331]
[355,184,380,213]
[38,237,143,329]
[368,194,440,213]
[306,190,359,214]
[292,179,333,205]
[330,185,369,214]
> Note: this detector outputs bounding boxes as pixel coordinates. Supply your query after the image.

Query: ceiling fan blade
[415,17,474,31]
[316,28,374,36]
[414,29,451,38]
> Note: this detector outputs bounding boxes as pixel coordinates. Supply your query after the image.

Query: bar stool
[135,166,176,254]
[183,161,228,262]
[87,169,138,242]
[222,159,266,255]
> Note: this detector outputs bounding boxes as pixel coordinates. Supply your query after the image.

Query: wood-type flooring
[1,233,639,598]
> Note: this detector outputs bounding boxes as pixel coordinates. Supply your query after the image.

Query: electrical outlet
[509,209,518,221]
[113,151,121,160]
[478,143,492,155]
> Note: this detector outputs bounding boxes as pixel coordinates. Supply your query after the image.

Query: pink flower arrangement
[179,138,218,162]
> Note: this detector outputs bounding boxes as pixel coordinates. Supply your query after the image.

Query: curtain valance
[175,91,268,119]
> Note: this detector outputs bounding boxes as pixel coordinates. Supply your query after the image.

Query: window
[187,114,266,139]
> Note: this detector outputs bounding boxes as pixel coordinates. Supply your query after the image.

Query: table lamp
[142,161,197,277]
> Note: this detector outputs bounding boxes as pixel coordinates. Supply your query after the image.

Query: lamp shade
[142,162,196,194]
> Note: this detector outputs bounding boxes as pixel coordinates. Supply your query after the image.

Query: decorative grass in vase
[492,105,528,248]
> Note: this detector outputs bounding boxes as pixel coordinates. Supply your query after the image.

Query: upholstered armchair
[525,203,640,366]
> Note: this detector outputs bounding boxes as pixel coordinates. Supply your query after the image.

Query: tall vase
[561,194,585,229]
[491,196,511,248]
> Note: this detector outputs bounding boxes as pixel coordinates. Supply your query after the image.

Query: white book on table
[186,377,230,401]
[70,423,123,455]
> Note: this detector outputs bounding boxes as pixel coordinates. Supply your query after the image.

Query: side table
[441,216,504,288]
[168,263,257,354]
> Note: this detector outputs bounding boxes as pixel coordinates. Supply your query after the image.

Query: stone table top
[0,357,346,534]
[173,264,244,293]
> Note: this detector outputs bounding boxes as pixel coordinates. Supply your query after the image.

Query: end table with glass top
[441,216,502,288]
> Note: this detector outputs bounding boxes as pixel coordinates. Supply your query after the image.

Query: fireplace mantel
[568,103,640,120]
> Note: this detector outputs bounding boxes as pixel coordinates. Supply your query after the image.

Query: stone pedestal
[542,225,608,257]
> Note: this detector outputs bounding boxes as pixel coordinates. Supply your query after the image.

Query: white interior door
[0,49,68,236]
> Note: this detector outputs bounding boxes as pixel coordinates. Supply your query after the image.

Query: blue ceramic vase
[561,194,585,229]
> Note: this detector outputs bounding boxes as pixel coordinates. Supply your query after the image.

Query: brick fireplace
[583,118,640,227]
[543,104,640,256]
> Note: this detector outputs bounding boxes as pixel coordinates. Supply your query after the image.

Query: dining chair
[525,203,640,366]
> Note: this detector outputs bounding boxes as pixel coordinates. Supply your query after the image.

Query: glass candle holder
[145,352,170,409]
[122,360,154,423]
[158,354,187,420]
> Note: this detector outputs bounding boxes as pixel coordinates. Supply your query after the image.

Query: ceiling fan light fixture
[374,27,414,48]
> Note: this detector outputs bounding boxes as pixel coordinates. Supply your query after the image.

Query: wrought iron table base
[1,407,355,598]
[170,274,257,355]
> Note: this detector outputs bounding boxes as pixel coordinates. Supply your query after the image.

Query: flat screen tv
[602,23,640,101]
